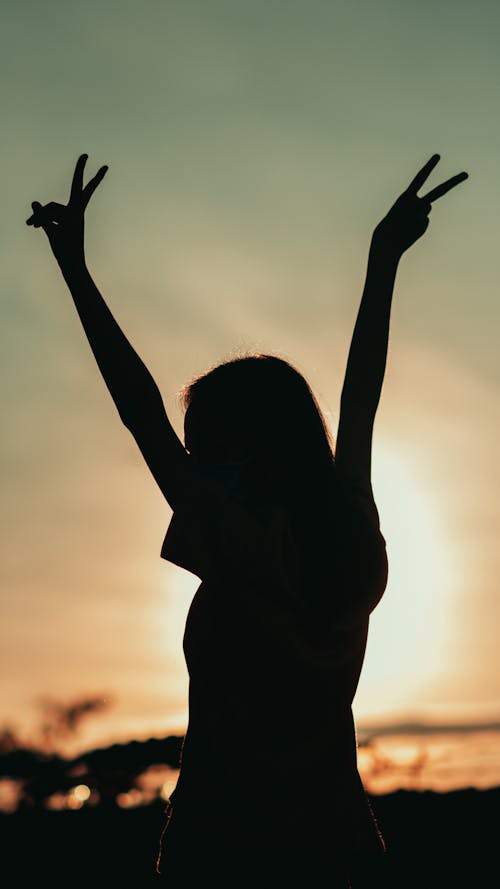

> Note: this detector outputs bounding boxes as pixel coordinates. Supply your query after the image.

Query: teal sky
[2,1,499,751]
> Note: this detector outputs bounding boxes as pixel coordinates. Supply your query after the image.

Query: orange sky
[2,1,499,754]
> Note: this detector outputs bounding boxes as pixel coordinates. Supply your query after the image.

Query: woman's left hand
[372,154,468,258]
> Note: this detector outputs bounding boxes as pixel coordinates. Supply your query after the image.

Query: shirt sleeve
[161,461,388,614]
[160,464,233,580]
[160,464,291,588]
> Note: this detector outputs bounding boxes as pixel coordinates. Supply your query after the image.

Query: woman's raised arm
[335,154,468,494]
[27,154,190,508]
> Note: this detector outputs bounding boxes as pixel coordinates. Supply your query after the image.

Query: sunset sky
[2,1,499,754]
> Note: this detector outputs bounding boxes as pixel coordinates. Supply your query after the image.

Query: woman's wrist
[368,232,401,269]
[56,245,87,272]
[57,252,90,285]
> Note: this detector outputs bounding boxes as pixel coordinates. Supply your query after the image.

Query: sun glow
[155,445,461,725]
[355,445,460,717]
[159,564,200,651]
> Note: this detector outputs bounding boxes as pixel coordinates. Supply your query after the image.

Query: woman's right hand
[26,153,108,269]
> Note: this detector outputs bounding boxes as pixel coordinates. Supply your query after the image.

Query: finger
[26,200,52,228]
[421,171,469,203]
[82,164,108,208]
[406,154,441,194]
[418,199,432,215]
[26,200,43,225]
[27,201,66,228]
[69,153,88,204]
[39,201,66,222]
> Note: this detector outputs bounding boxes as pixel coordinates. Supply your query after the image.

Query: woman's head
[181,353,335,502]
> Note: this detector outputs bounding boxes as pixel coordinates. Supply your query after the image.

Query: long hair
[181,353,335,509]
[180,353,374,615]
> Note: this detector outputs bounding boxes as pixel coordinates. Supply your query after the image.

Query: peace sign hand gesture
[26,154,108,269]
[372,154,468,258]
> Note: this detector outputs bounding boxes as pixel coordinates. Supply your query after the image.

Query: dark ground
[2,787,496,887]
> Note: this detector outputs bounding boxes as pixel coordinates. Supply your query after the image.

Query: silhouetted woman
[27,153,467,887]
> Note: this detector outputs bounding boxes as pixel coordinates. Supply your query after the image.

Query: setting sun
[356,446,458,716]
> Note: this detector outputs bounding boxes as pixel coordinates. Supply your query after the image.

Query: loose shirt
[157,462,388,876]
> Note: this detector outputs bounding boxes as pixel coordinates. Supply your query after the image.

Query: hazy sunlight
[356,445,459,716]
